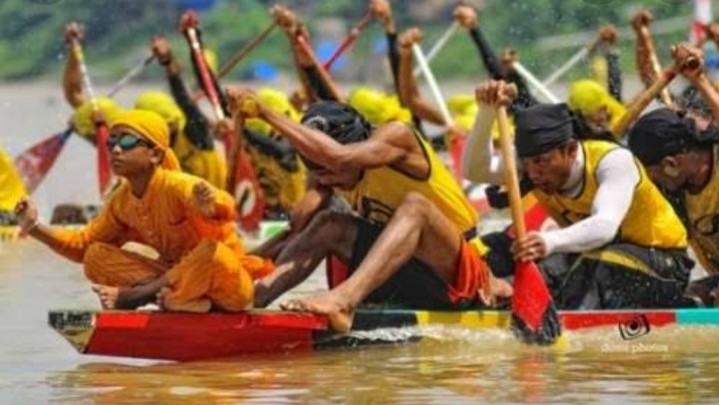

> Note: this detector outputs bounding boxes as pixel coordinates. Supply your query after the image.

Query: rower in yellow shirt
[226,88,513,333]
[14,110,273,311]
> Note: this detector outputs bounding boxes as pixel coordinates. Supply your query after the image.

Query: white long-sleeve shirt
[462,107,640,255]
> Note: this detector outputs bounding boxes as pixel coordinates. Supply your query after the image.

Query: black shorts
[538,243,695,309]
[347,218,476,310]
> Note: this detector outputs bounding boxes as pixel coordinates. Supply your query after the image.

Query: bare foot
[478,275,514,307]
[156,287,171,310]
[92,284,119,309]
[280,292,354,332]
[92,282,159,310]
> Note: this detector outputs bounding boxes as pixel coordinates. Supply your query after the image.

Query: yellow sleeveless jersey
[685,144,719,274]
[337,131,484,252]
[533,140,687,249]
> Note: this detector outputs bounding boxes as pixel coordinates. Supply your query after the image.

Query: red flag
[14,128,72,194]
[232,149,264,232]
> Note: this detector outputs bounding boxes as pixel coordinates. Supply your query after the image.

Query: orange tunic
[46,168,273,311]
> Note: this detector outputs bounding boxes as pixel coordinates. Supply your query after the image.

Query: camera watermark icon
[618,314,651,341]
[600,314,669,354]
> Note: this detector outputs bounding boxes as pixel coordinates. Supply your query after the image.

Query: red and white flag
[690,0,713,46]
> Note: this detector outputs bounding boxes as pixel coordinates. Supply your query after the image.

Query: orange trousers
[83,240,271,312]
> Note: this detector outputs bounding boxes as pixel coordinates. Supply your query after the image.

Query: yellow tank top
[337,132,484,251]
[685,144,719,273]
[533,140,687,249]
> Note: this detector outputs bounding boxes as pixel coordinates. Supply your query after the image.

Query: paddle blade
[511,260,562,345]
[14,129,72,194]
[96,124,112,196]
[232,150,265,232]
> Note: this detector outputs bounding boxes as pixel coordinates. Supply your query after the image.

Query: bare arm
[462,107,504,185]
[631,11,659,89]
[679,47,719,123]
[397,28,447,126]
[62,22,86,108]
[463,80,513,185]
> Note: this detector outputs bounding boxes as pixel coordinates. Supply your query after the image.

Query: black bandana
[627,108,716,166]
[514,103,574,157]
[300,101,372,170]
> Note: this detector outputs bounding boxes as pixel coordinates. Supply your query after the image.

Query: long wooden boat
[48,308,719,362]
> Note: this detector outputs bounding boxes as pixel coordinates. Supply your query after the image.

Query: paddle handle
[542,35,598,87]
[412,43,453,126]
[611,68,677,137]
[412,22,459,78]
[639,25,673,107]
[71,41,98,110]
[107,55,155,98]
[496,105,526,238]
[218,22,278,79]
[512,61,560,103]
[185,26,226,120]
[295,35,344,102]
[323,12,373,70]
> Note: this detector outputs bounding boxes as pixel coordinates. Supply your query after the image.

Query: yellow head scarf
[447,94,478,117]
[246,88,300,136]
[111,109,181,171]
[568,79,625,124]
[348,87,411,126]
[134,91,186,135]
[73,97,123,139]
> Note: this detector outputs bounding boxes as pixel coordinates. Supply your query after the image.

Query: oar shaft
[512,61,560,103]
[611,68,677,137]
[640,26,673,107]
[411,43,453,125]
[72,42,97,109]
[185,27,225,120]
[542,42,592,87]
[218,22,277,79]
[497,105,525,236]
[106,55,155,97]
[413,22,459,78]
[323,12,373,70]
[295,35,344,102]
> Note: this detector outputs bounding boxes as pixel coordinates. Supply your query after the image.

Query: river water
[3,81,719,404]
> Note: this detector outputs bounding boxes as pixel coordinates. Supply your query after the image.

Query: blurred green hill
[0,0,705,82]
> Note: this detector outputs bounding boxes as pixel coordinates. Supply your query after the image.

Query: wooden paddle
[322,12,373,71]
[611,46,699,137]
[295,35,345,102]
[542,33,601,87]
[495,87,561,345]
[70,38,111,197]
[14,45,154,195]
[217,22,278,79]
[181,11,226,122]
[633,11,674,107]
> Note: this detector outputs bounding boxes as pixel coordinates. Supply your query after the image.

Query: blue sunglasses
[106,132,153,152]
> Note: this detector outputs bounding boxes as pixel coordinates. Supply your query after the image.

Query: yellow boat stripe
[415,310,511,328]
